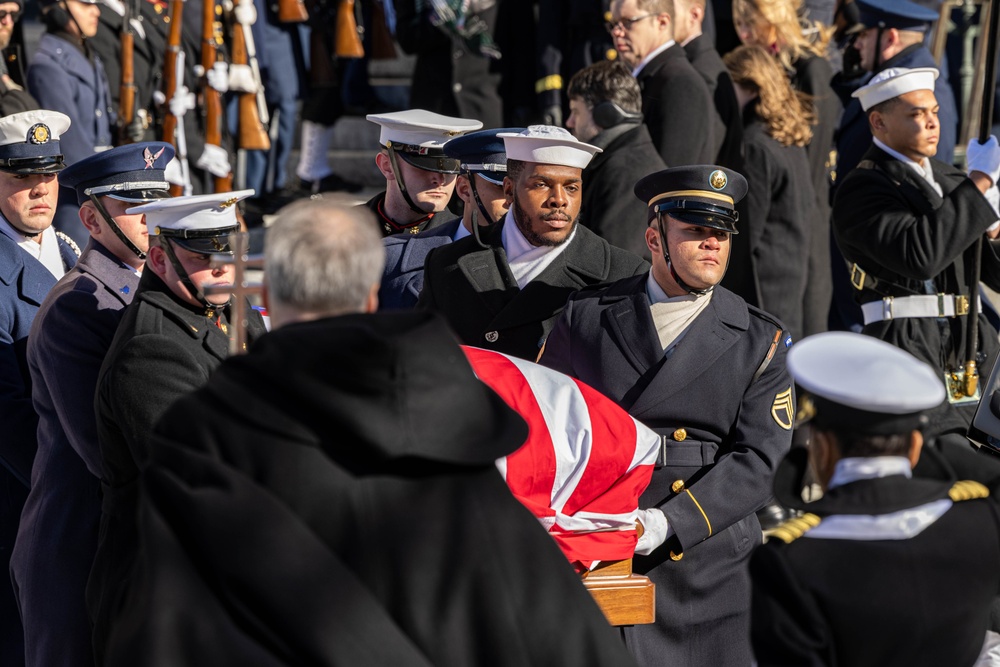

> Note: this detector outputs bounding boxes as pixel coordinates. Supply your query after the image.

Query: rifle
[201,0,232,192]
[162,0,187,195]
[335,0,364,59]
[118,0,139,144]
[278,0,309,23]
[232,0,270,152]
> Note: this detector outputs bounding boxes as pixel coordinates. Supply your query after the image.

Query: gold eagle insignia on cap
[771,387,794,430]
[27,123,50,145]
[709,169,727,191]
[219,197,239,209]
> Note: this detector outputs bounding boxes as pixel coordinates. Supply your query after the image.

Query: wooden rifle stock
[230,21,270,151]
[119,20,136,144]
[162,0,184,195]
[278,0,308,23]
[202,0,231,192]
[335,0,364,59]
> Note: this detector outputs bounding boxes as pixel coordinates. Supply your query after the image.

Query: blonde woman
[725,44,817,341]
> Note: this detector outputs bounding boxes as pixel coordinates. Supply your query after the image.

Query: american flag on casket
[463,347,660,573]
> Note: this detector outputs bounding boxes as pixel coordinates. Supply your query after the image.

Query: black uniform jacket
[752,449,1000,667]
[90,269,266,660]
[684,34,743,170]
[419,217,648,360]
[539,275,794,666]
[637,43,717,167]
[580,123,666,261]
[832,145,1000,437]
[103,312,638,667]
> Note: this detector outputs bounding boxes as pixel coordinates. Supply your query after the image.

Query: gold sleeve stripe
[535,75,564,94]
[949,480,990,501]
[685,488,712,537]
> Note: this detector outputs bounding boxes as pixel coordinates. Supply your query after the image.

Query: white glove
[968,136,1000,184]
[206,62,229,93]
[164,157,185,186]
[227,63,256,93]
[634,508,670,556]
[234,1,256,25]
[168,86,196,119]
[196,143,232,179]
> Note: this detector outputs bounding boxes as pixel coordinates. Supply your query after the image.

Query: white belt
[861,294,974,325]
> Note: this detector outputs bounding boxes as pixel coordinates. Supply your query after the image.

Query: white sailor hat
[852,66,939,111]
[129,189,254,254]
[788,332,945,434]
[498,125,602,170]
[0,110,71,174]
[367,109,483,173]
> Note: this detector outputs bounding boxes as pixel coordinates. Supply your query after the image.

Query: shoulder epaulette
[949,480,990,502]
[746,303,786,330]
[766,513,821,544]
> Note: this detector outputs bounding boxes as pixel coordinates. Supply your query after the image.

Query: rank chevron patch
[771,387,794,430]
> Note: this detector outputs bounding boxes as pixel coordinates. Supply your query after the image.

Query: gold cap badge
[709,169,727,191]
[27,123,50,145]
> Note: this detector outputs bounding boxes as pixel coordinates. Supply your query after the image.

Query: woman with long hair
[725,44,817,341]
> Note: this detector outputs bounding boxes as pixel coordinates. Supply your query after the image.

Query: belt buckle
[882,296,894,321]
[956,295,970,316]
[850,264,867,291]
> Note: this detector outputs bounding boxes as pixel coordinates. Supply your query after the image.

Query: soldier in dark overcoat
[539,165,794,667]
[89,189,266,663]
[420,125,647,361]
[10,142,173,667]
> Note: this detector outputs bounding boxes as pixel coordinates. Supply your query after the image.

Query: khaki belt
[861,294,974,325]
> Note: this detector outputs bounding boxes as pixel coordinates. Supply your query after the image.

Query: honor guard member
[832,67,1000,475]
[0,109,78,667]
[365,109,483,237]
[539,165,794,667]
[751,332,1000,667]
[379,127,520,310]
[90,189,267,663]
[11,142,173,667]
[419,125,648,361]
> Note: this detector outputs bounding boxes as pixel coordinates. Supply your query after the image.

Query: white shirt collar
[873,137,938,185]
[828,456,912,491]
[0,215,65,280]
[453,222,471,242]
[632,39,675,77]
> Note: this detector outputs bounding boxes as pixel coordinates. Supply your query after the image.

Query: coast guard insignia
[709,169,727,190]
[27,123,50,144]
[771,387,794,430]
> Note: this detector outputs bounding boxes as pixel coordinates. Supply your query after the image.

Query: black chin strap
[386,143,430,216]
[468,173,499,227]
[656,215,718,296]
[872,23,885,72]
[89,193,146,260]
[160,238,229,315]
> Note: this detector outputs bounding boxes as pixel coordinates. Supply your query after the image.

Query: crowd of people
[5,0,1000,665]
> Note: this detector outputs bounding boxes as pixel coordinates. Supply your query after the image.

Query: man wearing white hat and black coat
[832,66,1000,474]
[538,165,794,666]
[751,332,1000,666]
[90,190,267,662]
[419,125,648,361]
[365,109,483,237]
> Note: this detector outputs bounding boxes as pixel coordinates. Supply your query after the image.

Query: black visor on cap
[159,225,239,255]
[0,155,66,175]
[656,200,739,234]
[395,151,462,174]
[106,189,172,204]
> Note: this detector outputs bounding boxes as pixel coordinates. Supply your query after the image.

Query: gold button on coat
[673,428,687,441]
[671,479,685,493]
[670,550,683,561]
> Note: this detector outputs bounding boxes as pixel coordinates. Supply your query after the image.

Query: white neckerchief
[453,222,471,242]
[646,272,712,353]
[632,39,675,77]
[873,137,942,197]
[0,215,65,280]
[501,210,576,289]
[827,456,911,490]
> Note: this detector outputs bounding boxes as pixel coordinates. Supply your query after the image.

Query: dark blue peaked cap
[856,0,939,32]
[444,127,524,184]
[635,165,748,234]
[59,142,175,206]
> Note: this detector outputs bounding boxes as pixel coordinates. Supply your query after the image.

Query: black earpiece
[44,3,72,31]
[592,101,643,129]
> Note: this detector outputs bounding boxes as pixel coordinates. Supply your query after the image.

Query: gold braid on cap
[648,190,735,208]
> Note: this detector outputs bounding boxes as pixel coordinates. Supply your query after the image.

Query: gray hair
[265,199,384,316]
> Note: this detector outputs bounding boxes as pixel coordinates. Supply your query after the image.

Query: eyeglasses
[605,14,654,34]
[0,9,21,23]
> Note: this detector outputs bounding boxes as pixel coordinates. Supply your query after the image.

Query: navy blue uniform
[379,218,460,310]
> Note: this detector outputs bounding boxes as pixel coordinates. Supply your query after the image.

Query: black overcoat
[419,216,648,360]
[636,44,717,167]
[580,123,666,261]
[538,276,794,667]
[832,144,1000,438]
[103,312,638,667]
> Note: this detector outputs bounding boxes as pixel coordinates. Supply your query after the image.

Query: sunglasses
[0,9,21,22]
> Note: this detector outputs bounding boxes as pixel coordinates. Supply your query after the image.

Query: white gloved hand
[168,86,196,119]
[206,61,230,93]
[234,1,257,25]
[196,143,232,179]
[634,508,670,556]
[968,136,1000,184]
[164,157,185,186]
[227,63,256,93]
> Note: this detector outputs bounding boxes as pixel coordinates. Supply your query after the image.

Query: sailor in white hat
[419,124,646,361]
[365,109,482,237]
[831,66,1000,464]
